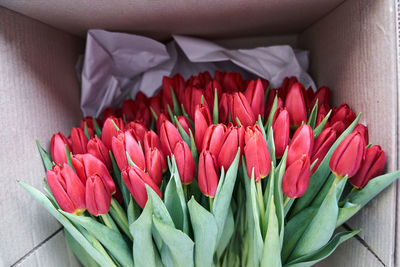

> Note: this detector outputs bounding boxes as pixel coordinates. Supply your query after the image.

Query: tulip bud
[194,104,212,150]
[46,164,86,214]
[121,166,162,209]
[144,130,162,154]
[204,80,223,111]
[121,99,136,122]
[133,101,151,129]
[223,72,244,92]
[282,154,311,198]
[72,154,116,194]
[273,108,290,159]
[353,124,369,145]
[85,174,111,216]
[244,126,271,182]
[310,86,330,109]
[149,94,163,117]
[87,137,112,170]
[265,89,279,118]
[244,79,265,118]
[285,82,307,129]
[80,117,97,138]
[311,127,337,172]
[307,87,315,103]
[160,120,183,156]
[202,124,227,156]
[330,104,356,128]
[51,132,71,166]
[173,141,195,185]
[162,74,185,112]
[315,104,329,128]
[102,107,116,120]
[330,121,346,136]
[175,116,192,136]
[112,130,145,171]
[350,145,385,188]
[145,147,164,186]
[280,76,298,101]
[329,132,366,178]
[184,87,208,120]
[219,93,231,124]
[69,128,89,155]
[218,125,245,170]
[101,116,124,150]
[125,121,148,145]
[198,151,220,197]
[287,125,314,167]
[230,92,256,127]
[156,113,168,134]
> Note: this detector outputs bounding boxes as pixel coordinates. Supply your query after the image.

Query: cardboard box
[0,0,398,266]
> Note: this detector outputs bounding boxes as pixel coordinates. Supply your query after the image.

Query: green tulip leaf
[64,229,100,267]
[291,113,361,216]
[267,126,277,167]
[216,206,235,258]
[213,148,240,245]
[170,86,182,116]
[164,156,189,234]
[284,230,360,267]
[307,100,318,129]
[188,197,218,267]
[61,211,133,267]
[174,116,191,148]
[109,198,132,240]
[282,207,318,263]
[265,94,278,133]
[263,165,275,237]
[152,216,194,267]
[312,109,332,138]
[213,88,219,124]
[83,122,91,140]
[290,177,347,260]
[129,193,159,267]
[92,117,102,138]
[18,181,115,267]
[181,104,194,129]
[36,140,53,170]
[311,173,336,207]
[274,146,288,242]
[336,202,361,228]
[260,197,282,267]
[345,170,400,209]
[127,196,141,226]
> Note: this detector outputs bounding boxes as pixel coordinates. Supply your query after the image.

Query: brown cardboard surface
[0,0,343,39]
[299,0,398,265]
[0,7,84,266]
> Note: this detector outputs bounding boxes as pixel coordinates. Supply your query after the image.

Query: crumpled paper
[78,29,315,117]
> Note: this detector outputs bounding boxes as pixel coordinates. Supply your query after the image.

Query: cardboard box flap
[1,0,344,39]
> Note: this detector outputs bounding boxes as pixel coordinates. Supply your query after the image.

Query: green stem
[283,196,291,207]
[183,184,188,201]
[209,197,214,212]
[100,213,119,233]
[110,198,132,240]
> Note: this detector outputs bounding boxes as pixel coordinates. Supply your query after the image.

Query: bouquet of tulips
[21,71,400,267]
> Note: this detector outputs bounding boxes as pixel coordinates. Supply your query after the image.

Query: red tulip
[219,93,231,124]
[223,72,244,92]
[112,130,145,171]
[287,125,314,167]
[350,145,385,188]
[273,108,290,158]
[125,121,148,145]
[145,147,164,186]
[353,124,369,145]
[133,101,151,128]
[218,125,245,170]
[46,164,86,214]
[80,117,96,138]
[156,113,168,134]
[69,128,89,155]
[51,132,71,165]
[101,116,124,150]
[183,87,208,120]
[330,121,346,136]
[310,86,330,109]
[202,124,227,155]
[230,92,256,127]
[307,87,315,103]
[285,82,307,129]
[244,126,271,182]
[330,104,356,128]
[265,89,279,118]
[205,80,223,111]
[187,71,212,89]
[173,141,195,185]
[329,132,366,178]
[162,74,185,111]
[72,154,116,194]
[175,116,192,136]
[282,154,311,198]
[121,166,162,209]
[315,104,329,128]
[198,151,220,197]
[102,107,116,120]
[143,131,167,172]
[194,104,212,150]
[160,120,183,156]
[244,79,265,118]
[85,174,111,216]
[121,99,136,122]
[87,137,112,171]
[149,94,163,117]
[311,127,337,173]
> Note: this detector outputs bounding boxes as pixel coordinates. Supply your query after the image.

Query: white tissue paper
[78,29,315,117]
